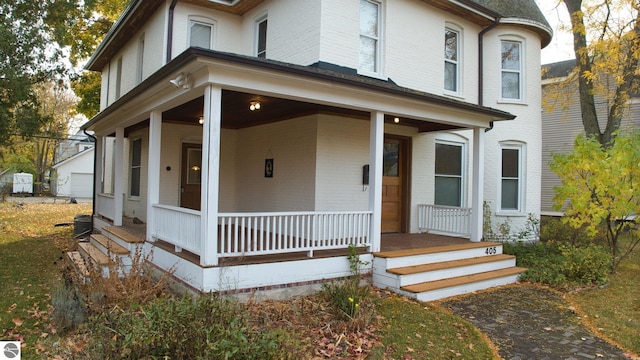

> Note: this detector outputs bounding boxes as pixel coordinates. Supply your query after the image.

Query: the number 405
[485,246,497,255]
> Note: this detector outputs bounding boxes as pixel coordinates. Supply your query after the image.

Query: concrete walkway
[441,284,632,359]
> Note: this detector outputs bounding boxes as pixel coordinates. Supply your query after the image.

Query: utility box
[13,173,33,194]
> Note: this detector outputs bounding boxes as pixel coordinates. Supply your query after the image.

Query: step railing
[417,204,471,237]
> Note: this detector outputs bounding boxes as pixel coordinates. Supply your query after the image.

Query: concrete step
[400,267,528,302]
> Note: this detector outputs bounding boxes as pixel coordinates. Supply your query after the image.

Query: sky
[537,0,575,64]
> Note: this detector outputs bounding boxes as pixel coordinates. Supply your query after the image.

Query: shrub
[504,241,611,288]
[51,282,86,332]
[83,294,280,359]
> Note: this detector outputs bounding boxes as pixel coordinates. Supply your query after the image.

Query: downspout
[167,0,179,63]
[478,17,501,132]
[84,129,97,233]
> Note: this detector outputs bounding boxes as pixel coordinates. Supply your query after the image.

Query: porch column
[113,127,125,226]
[200,84,222,266]
[146,111,162,242]
[93,135,104,203]
[470,127,485,242]
[369,111,384,252]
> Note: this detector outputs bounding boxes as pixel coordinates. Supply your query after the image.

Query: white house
[74,0,552,301]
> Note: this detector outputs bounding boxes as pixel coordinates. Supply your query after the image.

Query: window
[137,34,145,84]
[435,142,464,207]
[115,57,123,99]
[130,138,142,197]
[500,143,525,212]
[359,0,380,74]
[444,27,459,93]
[256,15,268,58]
[501,40,522,100]
[189,18,214,49]
[102,137,116,194]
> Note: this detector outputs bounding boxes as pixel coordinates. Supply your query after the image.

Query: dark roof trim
[82,48,514,130]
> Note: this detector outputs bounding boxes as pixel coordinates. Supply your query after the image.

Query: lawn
[0,201,92,359]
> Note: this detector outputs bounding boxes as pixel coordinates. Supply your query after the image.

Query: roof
[542,59,577,80]
[51,147,95,169]
[81,47,515,131]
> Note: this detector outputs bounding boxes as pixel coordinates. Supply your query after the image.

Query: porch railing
[96,193,115,221]
[149,207,372,259]
[417,204,471,237]
[152,204,202,254]
[218,211,372,257]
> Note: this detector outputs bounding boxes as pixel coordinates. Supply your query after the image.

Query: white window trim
[358,0,384,79]
[115,57,123,99]
[254,12,268,58]
[444,23,463,98]
[136,34,145,84]
[499,36,526,104]
[188,16,217,50]
[435,134,468,207]
[497,141,526,215]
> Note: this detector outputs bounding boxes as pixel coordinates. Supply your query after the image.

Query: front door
[381,137,407,233]
[181,143,202,211]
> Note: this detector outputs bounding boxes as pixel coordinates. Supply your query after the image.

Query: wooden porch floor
[114,216,472,267]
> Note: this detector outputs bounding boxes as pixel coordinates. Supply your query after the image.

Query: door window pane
[187,148,202,184]
[383,143,399,177]
[130,139,141,197]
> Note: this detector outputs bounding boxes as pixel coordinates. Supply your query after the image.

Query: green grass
[370,293,498,359]
[568,236,640,356]
[0,201,92,359]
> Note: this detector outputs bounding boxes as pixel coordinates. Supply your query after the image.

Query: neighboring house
[55,131,95,163]
[541,59,640,215]
[51,147,95,198]
[0,167,16,190]
[75,0,551,300]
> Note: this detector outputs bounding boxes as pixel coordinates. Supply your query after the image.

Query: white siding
[52,149,95,198]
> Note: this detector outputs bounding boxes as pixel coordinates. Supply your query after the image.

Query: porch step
[66,251,90,278]
[78,242,111,266]
[102,225,145,243]
[91,234,129,255]
[401,267,527,302]
[372,242,527,302]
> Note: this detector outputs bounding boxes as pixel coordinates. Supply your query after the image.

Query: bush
[83,294,280,359]
[504,241,611,288]
[51,282,86,332]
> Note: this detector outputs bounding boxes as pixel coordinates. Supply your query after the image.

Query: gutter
[167,0,180,64]
[478,16,501,132]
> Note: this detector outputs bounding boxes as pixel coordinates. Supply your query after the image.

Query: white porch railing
[417,204,471,237]
[152,204,202,254]
[149,207,372,259]
[218,211,372,257]
[96,193,115,221]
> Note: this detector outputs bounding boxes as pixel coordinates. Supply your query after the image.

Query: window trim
[136,34,145,84]
[498,141,526,215]
[499,37,525,103]
[129,138,142,198]
[255,12,268,58]
[434,138,467,207]
[444,23,463,97]
[358,0,383,78]
[188,16,216,50]
[115,57,123,99]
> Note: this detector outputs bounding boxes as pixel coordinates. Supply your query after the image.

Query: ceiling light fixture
[198,116,204,125]
[249,101,261,111]
[394,117,400,123]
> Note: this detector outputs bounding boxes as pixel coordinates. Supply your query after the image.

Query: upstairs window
[137,34,145,84]
[359,0,380,74]
[190,18,215,49]
[256,15,268,58]
[500,143,525,212]
[444,27,460,93]
[501,40,522,100]
[130,138,142,197]
[115,57,123,99]
[435,142,464,207]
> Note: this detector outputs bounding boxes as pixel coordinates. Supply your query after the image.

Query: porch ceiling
[161,90,464,132]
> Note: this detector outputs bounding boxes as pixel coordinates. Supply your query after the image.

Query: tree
[557,0,640,146]
[551,132,640,272]
[47,0,129,118]
[0,1,64,147]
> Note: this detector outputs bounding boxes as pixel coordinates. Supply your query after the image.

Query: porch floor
[112,216,472,267]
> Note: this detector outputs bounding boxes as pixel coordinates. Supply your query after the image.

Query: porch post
[369,111,384,252]
[113,127,125,226]
[200,84,222,266]
[470,127,485,242]
[146,111,162,242]
[93,135,104,203]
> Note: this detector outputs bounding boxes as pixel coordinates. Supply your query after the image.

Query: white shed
[13,173,33,194]
[51,148,94,198]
